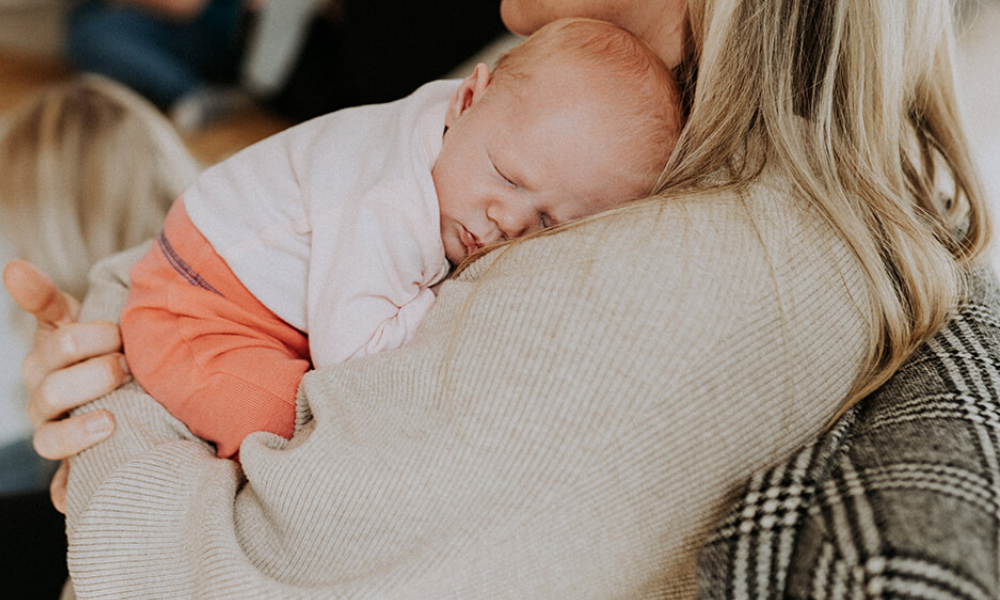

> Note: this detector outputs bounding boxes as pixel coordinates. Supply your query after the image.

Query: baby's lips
[460,226,482,253]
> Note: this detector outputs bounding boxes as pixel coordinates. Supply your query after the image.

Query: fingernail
[119,355,131,375]
[85,413,112,434]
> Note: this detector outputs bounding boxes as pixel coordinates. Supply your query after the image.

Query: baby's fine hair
[491,17,682,176]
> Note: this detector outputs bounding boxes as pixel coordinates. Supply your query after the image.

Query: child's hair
[490,18,682,186]
[0,75,201,300]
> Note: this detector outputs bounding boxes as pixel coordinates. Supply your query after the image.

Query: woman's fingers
[33,409,115,462]
[27,351,129,430]
[21,320,125,394]
[3,259,79,325]
[4,260,125,510]
[49,461,70,514]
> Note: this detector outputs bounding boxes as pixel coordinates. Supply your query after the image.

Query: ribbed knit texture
[64,171,870,599]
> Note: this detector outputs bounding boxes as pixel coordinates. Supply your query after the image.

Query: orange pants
[121,200,311,458]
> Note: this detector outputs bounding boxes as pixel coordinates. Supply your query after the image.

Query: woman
[66,0,250,131]
[7,0,988,597]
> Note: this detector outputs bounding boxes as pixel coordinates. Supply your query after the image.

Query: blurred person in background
[64,0,507,129]
[0,74,199,493]
[0,75,199,598]
[65,0,249,131]
[248,0,508,122]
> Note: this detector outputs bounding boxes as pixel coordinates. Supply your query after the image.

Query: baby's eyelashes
[490,155,518,188]
[539,213,553,229]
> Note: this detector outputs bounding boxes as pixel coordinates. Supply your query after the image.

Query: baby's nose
[498,202,538,239]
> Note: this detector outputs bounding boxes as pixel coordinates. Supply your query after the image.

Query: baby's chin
[443,239,467,266]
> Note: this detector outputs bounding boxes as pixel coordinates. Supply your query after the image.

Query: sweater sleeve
[64,179,871,599]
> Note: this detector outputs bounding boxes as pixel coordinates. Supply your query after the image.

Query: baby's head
[434,17,681,265]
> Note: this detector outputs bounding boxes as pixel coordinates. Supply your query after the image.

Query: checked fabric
[697,268,1000,599]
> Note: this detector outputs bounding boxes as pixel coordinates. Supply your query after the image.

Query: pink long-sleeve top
[184,80,457,367]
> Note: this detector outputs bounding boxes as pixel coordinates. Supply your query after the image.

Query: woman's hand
[3,260,131,512]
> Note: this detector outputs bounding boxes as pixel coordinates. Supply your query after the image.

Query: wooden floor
[0,48,292,166]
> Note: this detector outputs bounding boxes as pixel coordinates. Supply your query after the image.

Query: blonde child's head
[0,75,201,300]
[434,18,682,265]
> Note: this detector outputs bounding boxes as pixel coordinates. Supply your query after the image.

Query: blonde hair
[662,0,990,413]
[458,2,990,416]
[0,75,201,300]
[490,18,682,180]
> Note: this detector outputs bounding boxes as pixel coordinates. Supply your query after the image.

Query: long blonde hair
[663,0,990,412]
[0,75,201,300]
[458,1,989,414]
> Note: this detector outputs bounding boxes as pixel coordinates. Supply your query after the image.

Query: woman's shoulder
[446,165,870,418]
[463,165,866,308]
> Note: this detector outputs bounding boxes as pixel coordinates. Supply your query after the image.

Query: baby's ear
[444,62,491,128]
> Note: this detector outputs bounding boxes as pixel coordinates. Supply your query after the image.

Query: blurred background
[955,0,1000,271]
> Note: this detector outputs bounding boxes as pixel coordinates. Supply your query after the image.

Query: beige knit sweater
[63,171,870,599]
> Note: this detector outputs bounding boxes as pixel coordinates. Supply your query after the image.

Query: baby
[121,18,682,458]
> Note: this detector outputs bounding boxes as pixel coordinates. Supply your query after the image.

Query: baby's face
[433,74,656,265]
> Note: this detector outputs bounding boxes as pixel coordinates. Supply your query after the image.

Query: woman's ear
[444,62,491,130]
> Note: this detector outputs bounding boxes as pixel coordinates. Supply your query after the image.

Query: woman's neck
[634,0,689,70]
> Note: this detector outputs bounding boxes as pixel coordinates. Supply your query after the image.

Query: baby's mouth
[460,226,482,255]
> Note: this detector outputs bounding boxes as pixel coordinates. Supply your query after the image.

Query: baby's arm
[306,189,450,368]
